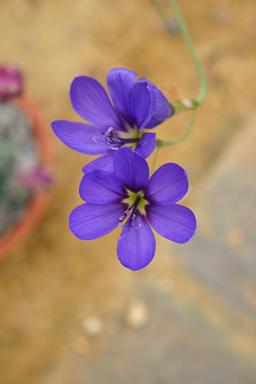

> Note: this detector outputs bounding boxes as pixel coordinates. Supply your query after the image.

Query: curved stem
[151,0,207,108]
[157,109,196,147]
[150,110,195,169]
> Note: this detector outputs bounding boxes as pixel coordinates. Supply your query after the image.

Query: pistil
[105,127,141,150]
[118,197,140,226]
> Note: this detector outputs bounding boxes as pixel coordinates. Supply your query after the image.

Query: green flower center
[118,126,142,149]
[122,190,148,216]
[119,189,148,226]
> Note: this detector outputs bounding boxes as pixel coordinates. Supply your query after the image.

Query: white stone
[82,316,103,336]
[126,301,148,329]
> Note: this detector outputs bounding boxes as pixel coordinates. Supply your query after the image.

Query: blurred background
[0,0,256,383]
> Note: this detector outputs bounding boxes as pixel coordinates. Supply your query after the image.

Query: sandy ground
[0,0,256,383]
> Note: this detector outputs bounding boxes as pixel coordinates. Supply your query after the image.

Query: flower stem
[150,0,207,150]
[151,0,207,109]
[157,108,196,148]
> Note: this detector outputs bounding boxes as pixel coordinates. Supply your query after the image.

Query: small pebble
[126,300,148,329]
[82,316,103,336]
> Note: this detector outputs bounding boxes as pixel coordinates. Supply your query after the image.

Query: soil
[0,0,256,383]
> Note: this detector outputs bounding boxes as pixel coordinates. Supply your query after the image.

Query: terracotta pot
[0,96,54,259]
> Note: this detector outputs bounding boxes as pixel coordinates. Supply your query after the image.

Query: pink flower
[17,165,53,193]
[0,66,23,102]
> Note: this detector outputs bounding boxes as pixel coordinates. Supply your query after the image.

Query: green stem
[151,0,207,109]
[157,109,196,148]
[150,110,195,171]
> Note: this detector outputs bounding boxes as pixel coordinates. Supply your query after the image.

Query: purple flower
[51,68,173,172]
[0,66,23,102]
[69,148,196,271]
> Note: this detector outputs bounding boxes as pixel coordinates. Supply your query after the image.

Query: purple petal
[51,120,108,154]
[83,152,114,173]
[146,163,188,204]
[113,148,149,191]
[117,214,156,271]
[107,68,137,121]
[69,203,124,240]
[145,83,174,128]
[79,170,125,204]
[147,204,196,243]
[70,76,121,128]
[135,132,156,158]
[129,81,155,129]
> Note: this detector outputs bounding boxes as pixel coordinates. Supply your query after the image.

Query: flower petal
[135,132,156,158]
[113,148,149,191]
[69,203,124,240]
[70,76,120,128]
[147,204,196,243]
[51,120,108,154]
[117,214,156,271]
[83,153,114,173]
[145,83,174,128]
[146,163,189,204]
[79,170,125,204]
[107,68,137,121]
[129,81,155,129]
